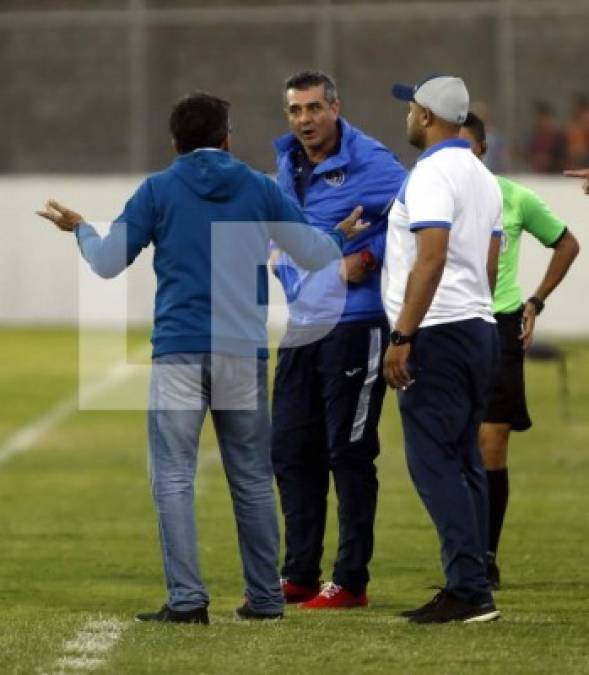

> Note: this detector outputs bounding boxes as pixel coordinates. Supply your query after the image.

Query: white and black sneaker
[408,591,500,624]
[136,604,209,624]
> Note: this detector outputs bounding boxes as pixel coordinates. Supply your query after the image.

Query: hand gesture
[563,168,589,195]
[339,250,374,284]
[335,206,370,240]
[36,199,83,232]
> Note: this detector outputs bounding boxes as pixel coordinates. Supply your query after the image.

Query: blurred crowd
[472,94,589,174]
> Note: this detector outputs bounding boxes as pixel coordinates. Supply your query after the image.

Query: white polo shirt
[382,138,503,328]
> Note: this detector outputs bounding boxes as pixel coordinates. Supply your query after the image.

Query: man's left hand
[339,251,374,284]
[520,301,537,350]
[383,343,412,389]
[37,199,83,232]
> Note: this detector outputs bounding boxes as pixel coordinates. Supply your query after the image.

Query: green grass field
[1,327,588,675]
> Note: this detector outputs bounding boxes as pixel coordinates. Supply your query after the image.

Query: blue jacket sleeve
[361,149,407,221]
[74,179,155,278]
[267,180,344,271]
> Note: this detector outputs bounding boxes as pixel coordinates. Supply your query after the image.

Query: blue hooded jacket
[274,118,407,326]
[75,149,345,358]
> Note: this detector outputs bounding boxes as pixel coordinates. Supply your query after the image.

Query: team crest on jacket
[323,169,345,187]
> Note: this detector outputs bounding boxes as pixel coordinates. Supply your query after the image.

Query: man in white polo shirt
[382,74,503,624]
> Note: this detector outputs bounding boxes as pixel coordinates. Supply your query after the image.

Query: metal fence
[1,0,588,173]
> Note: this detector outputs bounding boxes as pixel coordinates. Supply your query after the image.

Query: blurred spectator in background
[524,101,566,173]
[565,94,589,169]
[471,101,509,173]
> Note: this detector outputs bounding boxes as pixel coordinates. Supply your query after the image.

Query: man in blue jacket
[37,92,368,624]
[271,71,407,608]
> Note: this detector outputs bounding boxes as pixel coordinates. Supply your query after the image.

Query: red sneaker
[281,578,321,604]
[298,582,368,609]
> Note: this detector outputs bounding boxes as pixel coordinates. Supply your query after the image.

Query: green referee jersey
[493,176,566,314]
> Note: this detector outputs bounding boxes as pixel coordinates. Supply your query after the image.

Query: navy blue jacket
[273,118,407,326]
[75,149,345,357]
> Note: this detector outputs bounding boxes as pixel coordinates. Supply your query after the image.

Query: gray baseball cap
[392,74,469,125]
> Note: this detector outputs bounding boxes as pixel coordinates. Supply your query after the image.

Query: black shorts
[483,307,532,431]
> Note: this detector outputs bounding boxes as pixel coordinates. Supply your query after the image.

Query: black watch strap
[390,329,414,346]
[527,296,545,315]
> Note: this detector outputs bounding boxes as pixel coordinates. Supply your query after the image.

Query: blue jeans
[148,352,283,614]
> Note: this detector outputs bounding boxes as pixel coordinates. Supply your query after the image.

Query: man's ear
[423,108,435,128]
[330,100,341,117]
[480,140,488,158]
[220,135,230,152]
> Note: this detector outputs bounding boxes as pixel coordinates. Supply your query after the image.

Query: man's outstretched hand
[563,168,589,195]
[335,205,370,240]
[37,199,83,232]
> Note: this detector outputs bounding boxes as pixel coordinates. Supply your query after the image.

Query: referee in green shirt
[461,112,580,588]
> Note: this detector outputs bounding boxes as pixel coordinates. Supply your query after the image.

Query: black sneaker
[235,601,283,621]
[135,604,209,624]
[487,553,501,590]
[409,591,500,624]
[399,588,447,618]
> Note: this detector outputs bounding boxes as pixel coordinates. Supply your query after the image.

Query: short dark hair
[463,111,486,144]
[283,70,338,105]
[169,92,230,154]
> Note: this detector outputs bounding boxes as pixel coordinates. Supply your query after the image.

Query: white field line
[0,342,223,474]
[0,393,81,466]
[0,349,151,466]
[43,617,128,675]
[0,347,228,471]
[0,339,222,482]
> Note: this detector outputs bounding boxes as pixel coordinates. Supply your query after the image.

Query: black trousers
[398,319,499,604]
[271,319,388,595]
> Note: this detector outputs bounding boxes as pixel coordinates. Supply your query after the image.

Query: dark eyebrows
[286,100,325,113]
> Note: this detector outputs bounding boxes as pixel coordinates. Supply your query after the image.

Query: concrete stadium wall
[0,174,587,335]
[1,1,588,174]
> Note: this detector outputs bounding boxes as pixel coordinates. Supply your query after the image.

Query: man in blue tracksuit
[37,92,368,624]
[271,71,407,608]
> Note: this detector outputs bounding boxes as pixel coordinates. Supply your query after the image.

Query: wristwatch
[390,329,415,346]
[360,249,377,271]
[526,296,545,315]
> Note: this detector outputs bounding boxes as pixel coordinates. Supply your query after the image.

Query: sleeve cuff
[491,229,503,238]
[330,229,346,250]
[74,221,95,240]
[409,220,452,232]
[547,226,567,248]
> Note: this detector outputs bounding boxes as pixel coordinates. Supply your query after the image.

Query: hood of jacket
[170,149,250,201]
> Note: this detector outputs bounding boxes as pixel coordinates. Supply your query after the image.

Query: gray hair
[283,70,338,105]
